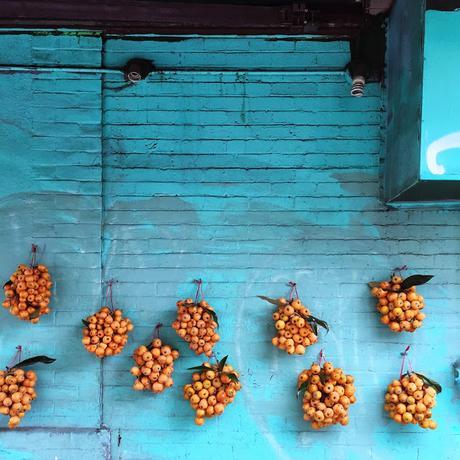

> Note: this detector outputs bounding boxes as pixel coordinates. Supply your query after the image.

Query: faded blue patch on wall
[0,32,459,460]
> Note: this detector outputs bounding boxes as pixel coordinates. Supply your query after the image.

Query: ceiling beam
[365,0,395,15]
[0,1,365,37]
[426,0,460,10]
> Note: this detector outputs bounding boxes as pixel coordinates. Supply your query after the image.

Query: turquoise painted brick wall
[0,31,459,460]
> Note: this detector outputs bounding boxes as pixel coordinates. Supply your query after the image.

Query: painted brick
[0,31,459,460]
[0,428,110,460]
[0,33,103,435]
[103,35,350,70]
[0,32,101,66]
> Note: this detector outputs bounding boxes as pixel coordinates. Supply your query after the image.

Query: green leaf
[257,295,279,305]
[368,281,380,288]
[187,365,211,373]
[204,307,219,328]
[297,379,310,399]
[400,275,433,291]
[223,372,239,383]
[319,372,328,385]
[218,355,228,372]
[3,280,12,289]
[310,321,318,336]
[28,307,42,320]
[415,372,442,394]
[9,356,55,370]
[306,315,329,334]
[82,319,90,327]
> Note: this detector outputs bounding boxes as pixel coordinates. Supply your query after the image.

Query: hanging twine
[6,345,22,371]
[153,322,163,339]
[408,359,414,375]
[104,279,118,311]
[194,279,203,304]
[30,244,38,267]
[317,349,325,366]
[210,351,219,367]
[399,345,411,379]
[288,281,299,301]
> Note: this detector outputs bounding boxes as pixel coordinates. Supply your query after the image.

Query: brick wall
[0,32,459,460]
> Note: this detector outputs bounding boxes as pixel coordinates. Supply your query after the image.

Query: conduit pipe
[0,65,345,77]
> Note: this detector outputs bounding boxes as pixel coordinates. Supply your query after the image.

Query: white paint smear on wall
[426,131,460,175]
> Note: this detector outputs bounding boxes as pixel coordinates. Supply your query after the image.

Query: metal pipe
[0,65,345,76]
[0,65,120,74]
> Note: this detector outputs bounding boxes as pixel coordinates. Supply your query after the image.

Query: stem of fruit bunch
[210,351,219,368]
[193,278,203,304]
[288,281,299,301]
[5,345,22,371]
[30,244,38,267]
[400,345,411,379]
[393,265,408,276]
[154,322,163,339]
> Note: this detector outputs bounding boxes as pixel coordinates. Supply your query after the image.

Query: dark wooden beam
[426,0,460,11]
[0,0,364,37]
[365,0,395,15]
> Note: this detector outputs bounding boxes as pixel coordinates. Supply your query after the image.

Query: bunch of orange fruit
[259,283,328,355]
[297,359,356,429]
[3,262,52,323]
[0,353,55,429]
[131,328,179,394]
[172,282,220,357]
[370,273,433,333]
[184,356,241,426]
[0,368,37,429]
[384,372,440,429]
[82,306,134,358]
